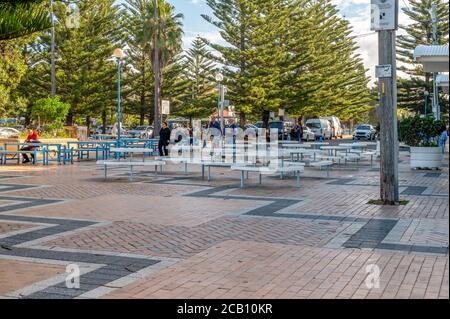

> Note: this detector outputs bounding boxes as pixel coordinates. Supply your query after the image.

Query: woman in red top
[21,128,39,163]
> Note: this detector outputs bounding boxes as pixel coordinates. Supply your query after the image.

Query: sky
[118,0,414,85]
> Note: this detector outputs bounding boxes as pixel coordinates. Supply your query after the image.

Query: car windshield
[306,123,321,129]
[136,126,148,130]
[357,126,371,130]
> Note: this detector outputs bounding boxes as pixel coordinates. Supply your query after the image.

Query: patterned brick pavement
[0,147,447,299]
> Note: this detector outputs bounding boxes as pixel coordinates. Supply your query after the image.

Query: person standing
[158,122,171,156]
[298,124,304,142]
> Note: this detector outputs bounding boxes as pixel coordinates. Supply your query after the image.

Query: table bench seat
[310,160,334,177]
[231,165,304,188]
[97,160,165,180]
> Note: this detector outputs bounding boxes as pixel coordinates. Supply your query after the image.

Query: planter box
[410,146,443,169]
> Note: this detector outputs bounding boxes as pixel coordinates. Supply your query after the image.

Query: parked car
[0,127,20,138]
[305,118,332,140]
[255,121,287,140]
[353,124,377,140]
[127,126,154,139]
[324,116,344,139]
[301,126,315,141]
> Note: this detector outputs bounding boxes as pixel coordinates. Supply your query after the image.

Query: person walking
[158,122,171,156]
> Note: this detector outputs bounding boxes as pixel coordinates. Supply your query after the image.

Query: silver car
[127,126,154,139]
[301,126,315,141]
[0,127,20,138]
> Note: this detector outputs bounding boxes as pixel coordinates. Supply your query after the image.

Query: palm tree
[0,0,51,41]
[123,0,183,131]
[152,0,183,134]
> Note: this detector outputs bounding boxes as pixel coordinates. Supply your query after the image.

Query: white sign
[371,0,398,31]
[162,100,170,115]
[278,108,285,117]
[375,64,392,78]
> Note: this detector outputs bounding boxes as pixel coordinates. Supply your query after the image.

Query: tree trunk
[140,91,145,126]
[262,111,270,129]
[240,112,246,128]
[86,116,91,137]
[102,110,107,134]
[66,111,74,126]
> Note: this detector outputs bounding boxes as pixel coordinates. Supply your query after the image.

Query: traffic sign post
[374,0,400,205]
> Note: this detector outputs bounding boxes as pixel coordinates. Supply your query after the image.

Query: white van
[324,116,344,139]
[305,118,332,140]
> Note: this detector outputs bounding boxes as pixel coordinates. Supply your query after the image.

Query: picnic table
[68,141,116,161]
[111,147,154,161]
[304,142,329,149]
[320,145,351,156]
[0,142,71,165]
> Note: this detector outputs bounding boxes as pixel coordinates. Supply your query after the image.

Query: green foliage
[122,0,184,125]
[202,0,372,124]
[172,36,216,121]
[398,115,446,147]
[397,0,449,113]
[0,0,51,41]
[17,0,123,127]
[0,39,28,115]
[32,96,70,130]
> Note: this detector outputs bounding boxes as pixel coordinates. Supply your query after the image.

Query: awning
[413,45,449,72]
[436,74,449,94]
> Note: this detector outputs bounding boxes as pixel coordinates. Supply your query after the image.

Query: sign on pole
[375,64,393,78]
[371,0,398,31]
[162,100,170,115]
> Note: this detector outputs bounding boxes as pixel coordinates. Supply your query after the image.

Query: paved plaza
[0,144,448,299]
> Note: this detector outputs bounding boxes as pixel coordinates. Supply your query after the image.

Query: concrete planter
[410,146,443,169]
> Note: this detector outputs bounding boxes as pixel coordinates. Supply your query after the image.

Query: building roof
[413,45,449,72]
[414,45,449,58]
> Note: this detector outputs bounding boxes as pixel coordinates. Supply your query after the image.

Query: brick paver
[0,259,65,296]
[0,147,447,299]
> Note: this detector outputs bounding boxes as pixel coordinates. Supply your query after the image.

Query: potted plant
[399,116,446,169]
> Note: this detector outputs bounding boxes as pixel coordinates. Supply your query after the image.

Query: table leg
[201,165,205,179]
[155,165,158,176]
[104,164,107,180]
[259,173,262,185]
[129,165,133,182]
[296,171,300,188]
[240,171,245,188]
[208,166,211,182]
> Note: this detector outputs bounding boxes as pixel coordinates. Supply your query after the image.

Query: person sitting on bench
[21,127,40,164]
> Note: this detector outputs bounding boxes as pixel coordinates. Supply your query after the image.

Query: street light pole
[431,3,440,119]
[112,48,125,146]
[50,0,56,98]
[153,0,161,137]
[215,72,224,134]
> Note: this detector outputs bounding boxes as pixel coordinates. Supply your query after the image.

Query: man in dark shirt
[158,122,171,156]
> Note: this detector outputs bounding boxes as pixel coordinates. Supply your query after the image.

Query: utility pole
[153,0,161,137]
[431,2,440,119]
[50,0,56,98]
[372,0,399,205]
